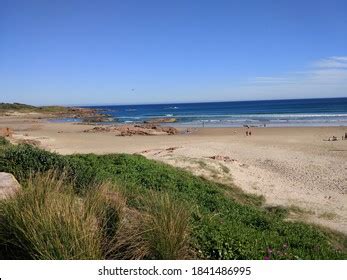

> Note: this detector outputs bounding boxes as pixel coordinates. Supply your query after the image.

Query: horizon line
[65,96,347,107]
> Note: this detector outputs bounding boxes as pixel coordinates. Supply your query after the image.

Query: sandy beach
[1,115,346,234]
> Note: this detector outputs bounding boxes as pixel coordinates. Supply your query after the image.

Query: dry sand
[1,116,346,234]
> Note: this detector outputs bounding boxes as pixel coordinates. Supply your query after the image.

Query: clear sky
[1,0,346,105]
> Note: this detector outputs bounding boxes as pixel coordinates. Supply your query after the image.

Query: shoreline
[49,119,347,128]
[1,115,347,234]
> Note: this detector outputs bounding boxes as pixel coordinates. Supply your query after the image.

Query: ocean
[84,97,347,127]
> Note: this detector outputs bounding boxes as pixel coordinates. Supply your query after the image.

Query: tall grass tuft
[84,182,128,258]
[110,207,151,259]
[0,172,104,259]
[143,192,191,259]
[112,192,191,260]
[0,170,191,260]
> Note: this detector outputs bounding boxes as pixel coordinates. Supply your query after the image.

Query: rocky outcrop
[81,116,114,123]
[47,107,109,120]
[0,172,21,200]
[0,127,13,137]
[83,124,178,136]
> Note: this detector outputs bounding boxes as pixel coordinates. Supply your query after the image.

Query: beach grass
[0,172,104,259]
[140,191,191,259]
[0,142,346,259]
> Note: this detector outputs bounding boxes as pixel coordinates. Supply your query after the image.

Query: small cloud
[234,56,347,99]
[312,56,347,69]
[331,56,347,62]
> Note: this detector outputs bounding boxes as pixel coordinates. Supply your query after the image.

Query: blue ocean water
[85,98,347,127]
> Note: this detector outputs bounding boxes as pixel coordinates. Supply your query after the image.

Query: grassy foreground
[0,138,346,259]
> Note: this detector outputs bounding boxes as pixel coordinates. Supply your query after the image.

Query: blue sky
[1,0,346,105]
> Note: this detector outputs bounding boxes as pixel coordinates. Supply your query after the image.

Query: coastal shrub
[0,102,36,111]
[0,136,10,146]
[0,144,346,259]
[0,144,67,181]
[0,137,10,156]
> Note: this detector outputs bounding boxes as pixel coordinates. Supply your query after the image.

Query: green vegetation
[140,192,191,259]
[0,102,70,114]
[0,102,37,111]
[0,172,104,259]
[0,136,10,147]
[0,171,190,260]
[0,137,11,155]
[0,141,346,260]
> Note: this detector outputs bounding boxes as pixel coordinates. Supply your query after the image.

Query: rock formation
[0,172,21,200]
[83,124,178,136]
[0,127,13,137]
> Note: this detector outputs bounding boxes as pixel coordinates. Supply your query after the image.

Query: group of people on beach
[244,125,252,136]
